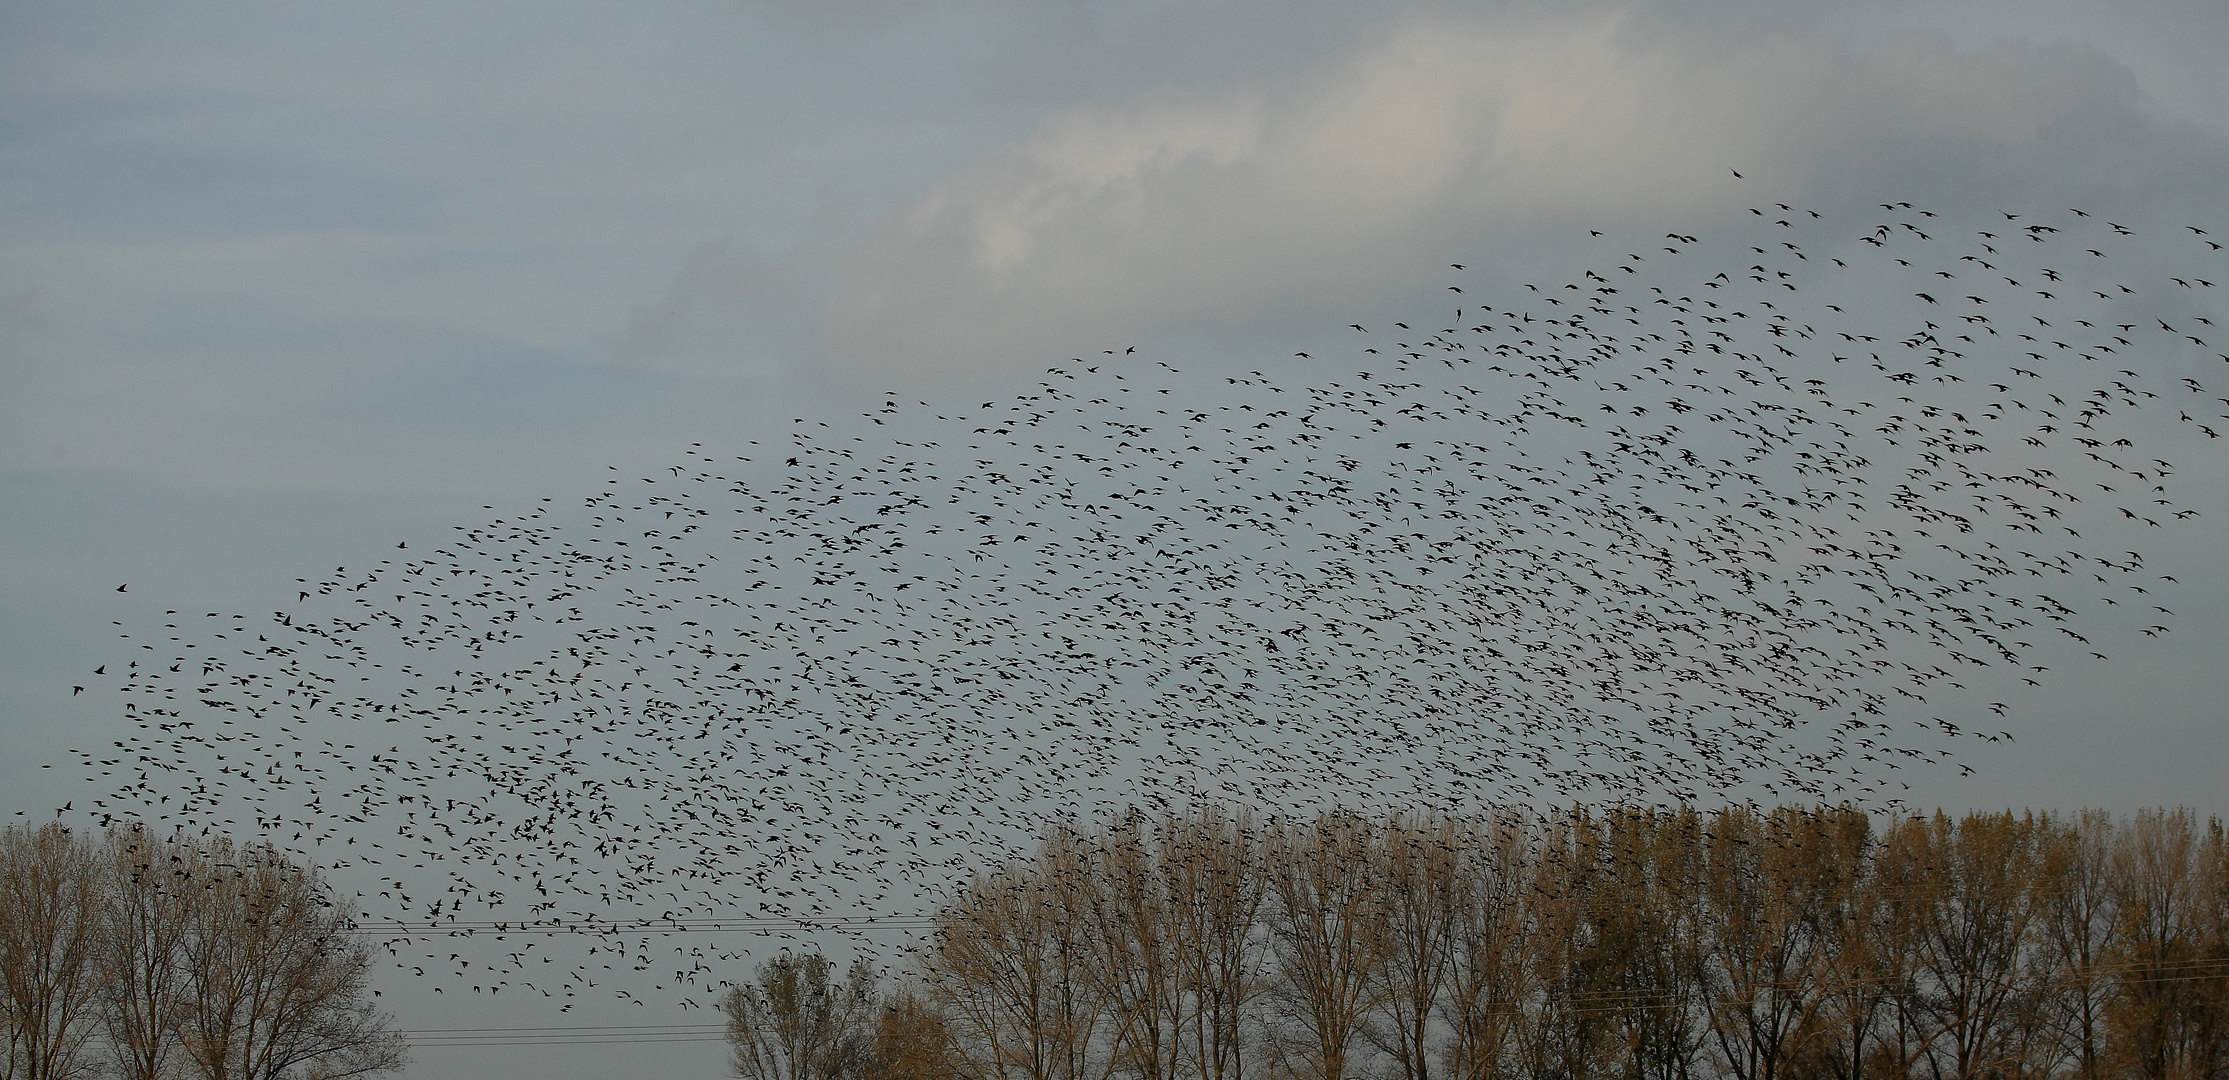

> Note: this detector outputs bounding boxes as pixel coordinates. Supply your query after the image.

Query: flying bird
[67,196,2223,1006]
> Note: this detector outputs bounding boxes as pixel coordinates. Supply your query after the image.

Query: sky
[4,2,2228,1077]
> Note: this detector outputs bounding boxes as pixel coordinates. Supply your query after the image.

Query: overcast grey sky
[6,2,2228,1076]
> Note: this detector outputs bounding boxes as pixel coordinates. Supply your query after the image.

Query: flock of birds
[63,197,2223,1003]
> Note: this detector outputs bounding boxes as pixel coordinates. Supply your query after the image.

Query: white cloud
[719,7,2191,378]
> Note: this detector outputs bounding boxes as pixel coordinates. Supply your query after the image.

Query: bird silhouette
[63,196,2223,1004]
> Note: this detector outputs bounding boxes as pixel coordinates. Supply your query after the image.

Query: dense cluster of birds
[64,198,2222,1003]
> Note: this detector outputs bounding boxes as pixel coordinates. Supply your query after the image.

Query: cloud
[663,6,2195,380]
[614,238,822,381]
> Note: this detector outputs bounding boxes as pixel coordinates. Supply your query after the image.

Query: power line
[349,915,941,936]
[403,1022,730,1048]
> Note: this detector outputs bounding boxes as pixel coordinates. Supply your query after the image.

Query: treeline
[0,823,405,1080]
[726,807,2228,1080]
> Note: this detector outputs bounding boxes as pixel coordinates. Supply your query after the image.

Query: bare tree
[2106,810,2223,1080]
[1901,812,2050,1080]
[1514,812,1617,1080]
[875,984,960,1080]
[1264,811,1391,1080]
[2036,811,2119,1080]
[1799,810,1894,1080]
[1600,808,1707,1080]
[1438,813,1532,1080]
[172,839,404,1080]
[1698,807,1833,1080]
[1082,811,1185,1080]
[1365,812,1465,1080]
[96,827,205,1080]
[0,824,102,1080]
[898,803,2229,1080]
[725,950,880,1080]
[1163,806,1268,1080]
[2195,821,2229,1080]
[933,829,1106,1080]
